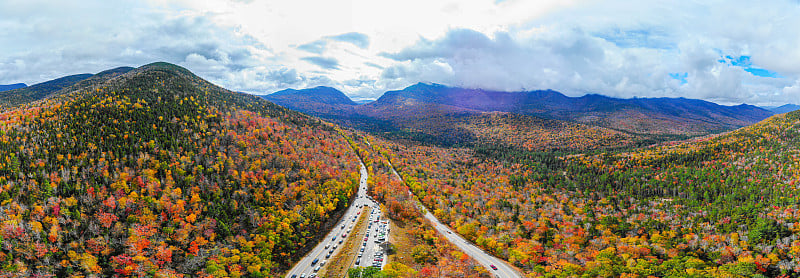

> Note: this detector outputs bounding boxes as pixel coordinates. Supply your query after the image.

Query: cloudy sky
[1,0,799,105]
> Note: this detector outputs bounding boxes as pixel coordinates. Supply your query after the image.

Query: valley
[1,62,799,277]
[5,1,800,277]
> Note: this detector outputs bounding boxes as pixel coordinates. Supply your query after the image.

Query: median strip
[318,206,370,278]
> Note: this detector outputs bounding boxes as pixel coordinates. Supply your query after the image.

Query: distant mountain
[263,85,644,150]
[261,86,358,118]
[268,86,356,105]
[0,73,91,107]
[370,83,773,135]
[0,83,26,92]
[765,104,800,114]
[263,83,773,148]
[0,67,135,108]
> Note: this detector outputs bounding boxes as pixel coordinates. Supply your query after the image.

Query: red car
[490,264,498,270]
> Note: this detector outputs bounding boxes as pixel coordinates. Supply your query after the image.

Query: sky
[1,0,799,106]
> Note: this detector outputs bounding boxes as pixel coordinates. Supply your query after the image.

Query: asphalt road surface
[285,162,371,278]
[389,165,522,278]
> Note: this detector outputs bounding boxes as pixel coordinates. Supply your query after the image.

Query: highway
[285,162,371,278]
[388,164,522,278]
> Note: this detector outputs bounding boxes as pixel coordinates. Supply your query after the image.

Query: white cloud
[1,0,800,105]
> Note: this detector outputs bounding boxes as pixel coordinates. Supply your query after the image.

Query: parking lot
[354,202,390,269]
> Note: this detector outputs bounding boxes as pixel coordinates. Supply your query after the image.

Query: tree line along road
[285,162,372,278]
[388,163,523,278]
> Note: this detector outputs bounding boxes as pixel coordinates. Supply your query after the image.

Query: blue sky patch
[719,55,781,78]
[669,72,688,84]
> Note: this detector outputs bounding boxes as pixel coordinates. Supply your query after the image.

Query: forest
[3,62,800,278]
[0,63,361,277]
[370,110,800,277]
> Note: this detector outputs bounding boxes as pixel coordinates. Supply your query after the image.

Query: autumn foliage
[0,63,360,277]
[367,109,800,277]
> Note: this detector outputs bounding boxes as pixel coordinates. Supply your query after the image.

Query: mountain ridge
[0,83,26,92]
[0,73,92,107]
[262,83,773,145]
[764,103,800,114]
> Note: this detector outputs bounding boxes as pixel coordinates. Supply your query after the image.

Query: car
[311,258,319,265]
[325,253,331,259]
[300,274,306,278]
[309,274,317,278]
[321,260,326,266]
[360,247,365,252]
[355,258,361,265]
[364,237,368,241]
[333,244,338,249]
[490,264,498,270]
[314,265,320,272]
[291,275,297,278]
[363,242,367,246]
[324,244,330,249]
[332,236,336,241]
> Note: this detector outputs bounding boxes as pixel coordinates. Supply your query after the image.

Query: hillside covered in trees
[4,61,799,278]
[370,109,800,277]
[0,62,362,277]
